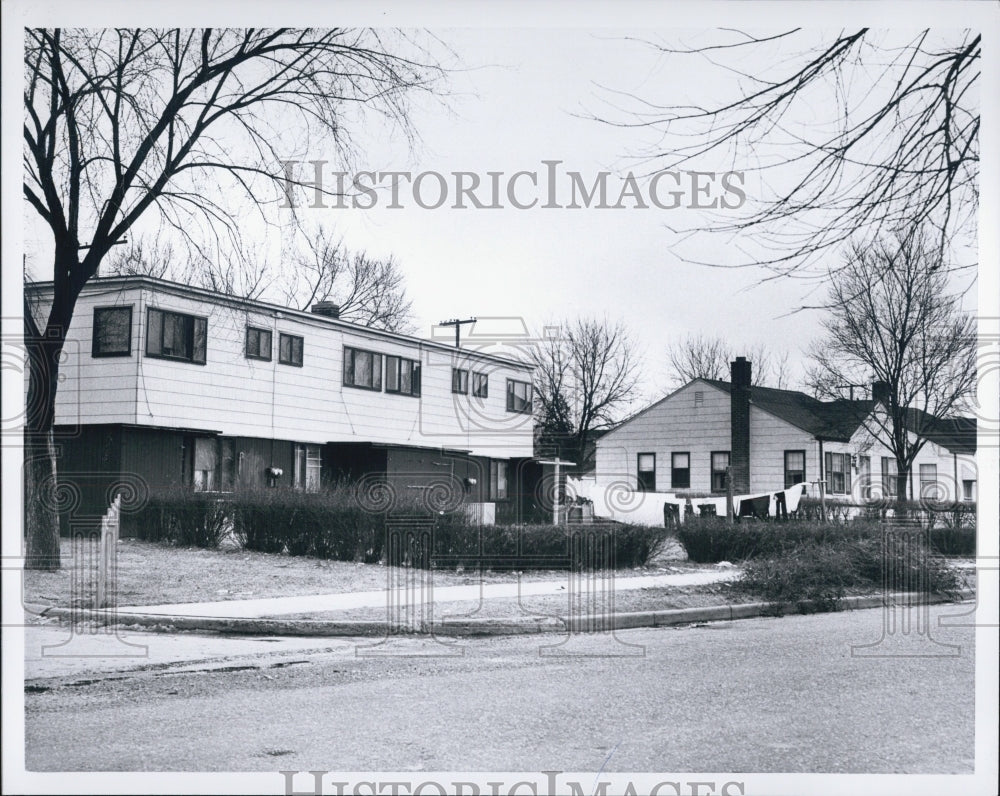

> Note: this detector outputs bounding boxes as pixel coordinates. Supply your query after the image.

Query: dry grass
[21,538,699,609]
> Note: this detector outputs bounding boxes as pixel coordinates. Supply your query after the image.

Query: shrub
[730,537,963,612]
[130,488,230,548]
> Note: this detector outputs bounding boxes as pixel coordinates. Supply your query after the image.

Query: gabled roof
[702,379,873,442]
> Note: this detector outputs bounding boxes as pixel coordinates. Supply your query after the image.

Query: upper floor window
[386,355,421,397]
[92,306,132,357]
[279,333,303,367]
[825,452,851,495]
[472,372,489,398]
[784,450,806,488]
[343,346,383,391]
[452,368,469,394]
[671,452,690,489]
[506,379,531,414]
[146,307,207,364]
[245,327,272,361]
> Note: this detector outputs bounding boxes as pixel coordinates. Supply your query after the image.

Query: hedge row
[128,487,672,569]
[676,517,975,563]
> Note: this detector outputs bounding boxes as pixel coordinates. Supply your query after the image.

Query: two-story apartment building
[28,276,539,527]
[596,357,977,507]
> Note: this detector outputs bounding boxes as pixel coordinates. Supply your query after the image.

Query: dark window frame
[92,305,133,358]
[824,452,851,495]
[710,450,730,493]
[452,368,469,395]
[783,450,806,489]
[343,346,384,391]
[278,332,304,367]
[670,451,690,489]
[145,307,207,365]
[245,326,272,361]
[637,452,656,492]
[385,354,421,397]
[294,443,322,493]
[472,371,489,398]
[506,378,532,414]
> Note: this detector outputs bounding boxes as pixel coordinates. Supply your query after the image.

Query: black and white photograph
[3,1,998,794]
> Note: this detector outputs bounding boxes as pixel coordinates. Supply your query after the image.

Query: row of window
[638,450,973,500]
[93,308,528,407]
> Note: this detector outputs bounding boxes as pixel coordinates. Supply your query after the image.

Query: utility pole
[439,317,477,348]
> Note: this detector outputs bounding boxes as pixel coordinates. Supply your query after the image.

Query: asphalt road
[25,605,976,774]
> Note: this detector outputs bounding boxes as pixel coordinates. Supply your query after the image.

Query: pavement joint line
[23,589,975,638]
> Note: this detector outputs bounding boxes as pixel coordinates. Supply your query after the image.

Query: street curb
[24,589,975,638]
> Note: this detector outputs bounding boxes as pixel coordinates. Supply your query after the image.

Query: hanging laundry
[693,497,727,518]
[784,482,806,513]
[773,491,788,519]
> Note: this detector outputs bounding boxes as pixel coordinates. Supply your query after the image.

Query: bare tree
[597,29,979,277]
[282,228,415,333]
[806,230,975,505]
[665,334,791,389]
[530,318,641,471]
[22,28,444,569]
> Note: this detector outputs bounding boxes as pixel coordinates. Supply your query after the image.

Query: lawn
[20,537,706,609]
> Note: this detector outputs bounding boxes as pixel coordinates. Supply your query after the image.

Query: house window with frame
[963,480,975,502]
[637,453,656,492]
[784,450,806,488]
[192,437,218,492]
[490,460,509,500]
[506,379,531,414]
[278,333,303,366]
[711,451,730,493]
[294,444,321,492]
[245,326,272,361]
[919,463,938,500]
[343,347,383,390]
[472,372,489,398]
[452,368,469,394]
[881,457,898,498]
[92,306,133,357]
[670,452,690,489]
[385,355,421,397]
[146,307,207,364]
[824,452,851,495]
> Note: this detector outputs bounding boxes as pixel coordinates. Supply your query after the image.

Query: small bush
[731,537,963,611]
[130,488,229,548]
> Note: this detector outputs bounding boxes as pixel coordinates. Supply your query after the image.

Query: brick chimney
[872,381,890,406]
[730,357,752,494]
[311,301,341,319]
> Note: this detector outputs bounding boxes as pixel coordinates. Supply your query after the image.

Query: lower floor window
[919,463,938,500]
[294,444,321,492]
[711,451,729,492]
[881,457,898,497]
[824,452,851,495]
[190,437,234,492]
[490,460,509,500]
[783,450,805,488]
[637,453,656,492]
[963,480,976,501]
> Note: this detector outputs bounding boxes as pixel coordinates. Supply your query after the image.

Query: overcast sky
[12,6,989,411]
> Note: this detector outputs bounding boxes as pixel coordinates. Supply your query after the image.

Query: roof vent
[311,301,340,319]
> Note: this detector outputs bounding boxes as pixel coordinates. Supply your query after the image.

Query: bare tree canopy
[530,318,641,471]
[664,333,791,390]
[281,229,415,333]
[597,29,979,276]
[22,27,445,569]
[806,229,975,503]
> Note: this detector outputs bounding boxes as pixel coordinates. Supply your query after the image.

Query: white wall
[43,280,534,459]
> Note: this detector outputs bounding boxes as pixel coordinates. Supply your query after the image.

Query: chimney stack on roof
[311,301,341,319]
[730,357,752,494]
[872,381,891,406]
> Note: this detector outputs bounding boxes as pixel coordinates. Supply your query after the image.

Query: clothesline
[667,482,807,524]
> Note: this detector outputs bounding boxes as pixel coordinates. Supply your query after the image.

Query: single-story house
[595,357,977,508]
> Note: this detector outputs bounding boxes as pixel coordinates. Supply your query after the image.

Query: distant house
[595,357,977,504]
[27,276,541,528]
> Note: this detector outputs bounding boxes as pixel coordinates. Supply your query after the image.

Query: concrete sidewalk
[116,568,740,619]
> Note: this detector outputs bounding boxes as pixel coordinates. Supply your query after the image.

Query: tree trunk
[895,463,910,517]
[24,301,70,571]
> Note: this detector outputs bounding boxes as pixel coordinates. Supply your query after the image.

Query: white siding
[44,281,533,459]
[596,381,814,494]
